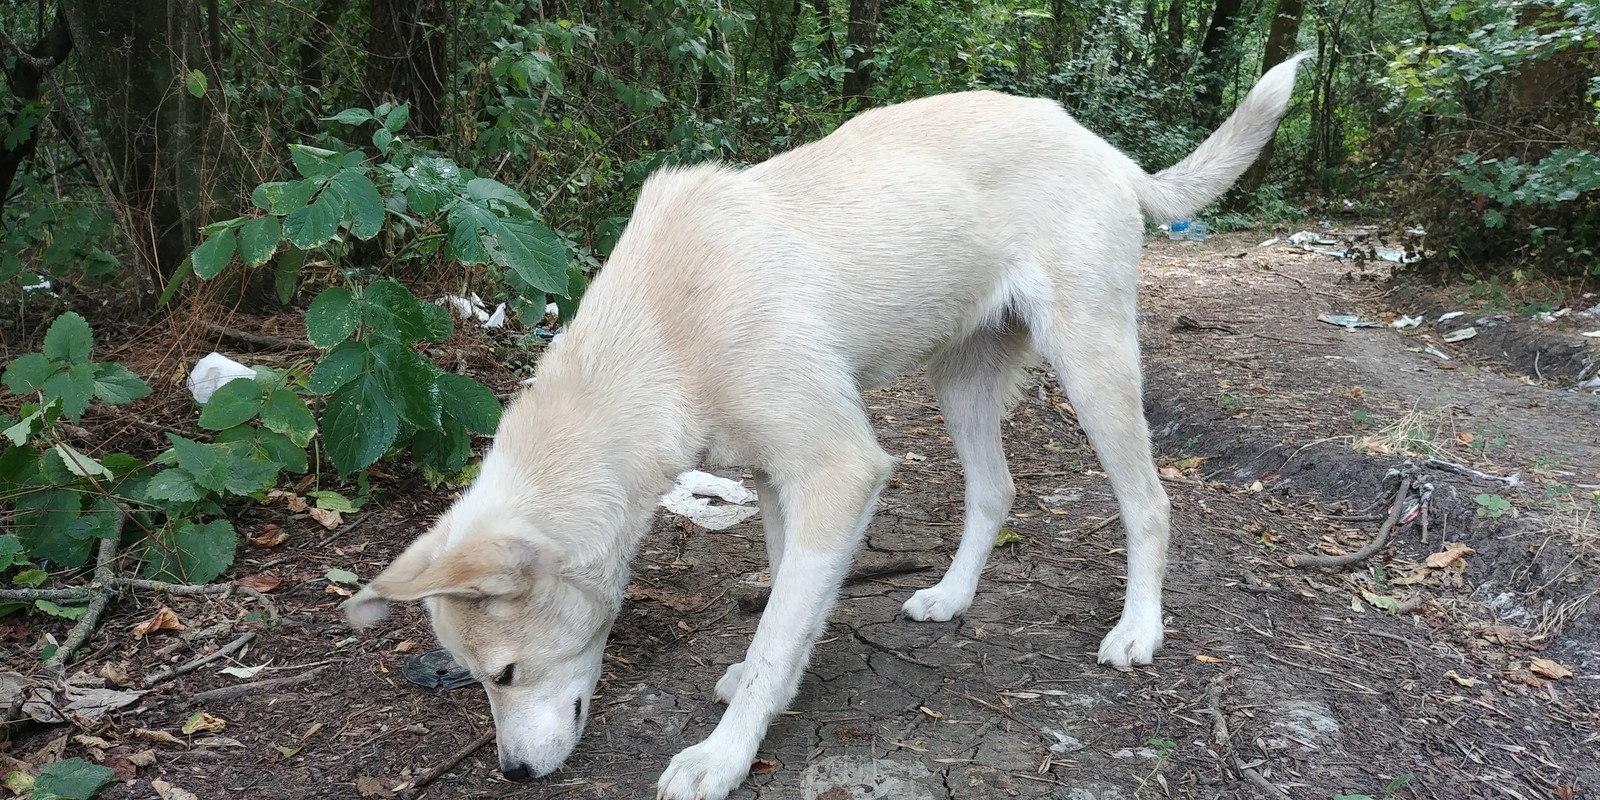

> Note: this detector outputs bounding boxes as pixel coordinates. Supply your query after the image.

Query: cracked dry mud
[32,232,1600,799]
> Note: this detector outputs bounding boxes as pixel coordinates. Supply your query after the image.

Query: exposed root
[1289,476,1413,570]
[142,631,257,688]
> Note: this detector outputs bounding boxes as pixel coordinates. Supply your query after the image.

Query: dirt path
[9,233,1598,800]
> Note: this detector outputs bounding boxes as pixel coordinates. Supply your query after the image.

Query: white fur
[344,54,1308,800]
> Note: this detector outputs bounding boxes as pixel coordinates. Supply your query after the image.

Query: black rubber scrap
[403,649,477,690]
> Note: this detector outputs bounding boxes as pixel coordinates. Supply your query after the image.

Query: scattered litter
[1390,315,1423,329]
[1287,231,1337,246]
[187,352,256,403]
[14,672,146,726]
[1423,345,1453,361]
[403,649,476,690]
[545,302,560,317]
[434,294,506,329]
[1529,657,1573,680]
[1535,308,1570,323]
[20,275,57,296]
[1582,330,1600,338]
[1318,314,1381,329]
[1166,220,1189,240]
[1438,311,1465,322]
[1442,327,1478,343]
[1282,230,1420,262]
[658,470,759,530]
[1257,237,1279,248]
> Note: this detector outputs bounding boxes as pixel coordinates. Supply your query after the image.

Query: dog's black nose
[502,764,533,781]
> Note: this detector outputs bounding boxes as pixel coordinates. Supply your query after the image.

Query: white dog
[345,53,1308,800]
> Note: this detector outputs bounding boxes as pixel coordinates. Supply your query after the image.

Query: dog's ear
[343,528,556,628]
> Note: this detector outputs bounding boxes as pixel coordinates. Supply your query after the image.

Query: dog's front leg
[657,459,891,800]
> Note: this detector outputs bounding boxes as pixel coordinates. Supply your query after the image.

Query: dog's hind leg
[1031,276,1171,667]
[658,415,894,800]
[714,469,787,703]
[902,327,1027,622]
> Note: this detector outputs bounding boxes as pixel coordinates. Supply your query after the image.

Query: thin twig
[1288,477,1413,569]
[142,631,256,688]
[189,665,329,703]
[198,321,312,351]
[400,729,496,799]
[1205,670,1290,799]
[1424,459,1520,487]
[42,537,118,673]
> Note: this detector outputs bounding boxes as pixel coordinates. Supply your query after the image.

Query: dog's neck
[471,313,705,605]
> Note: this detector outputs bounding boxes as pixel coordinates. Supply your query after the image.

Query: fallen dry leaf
[126,750,158,767]
[307,506,343,530]
[236,572,282,593]
[1194,654,1228,664]
[1456,431,1476,445]
[132,607,185,639]
[918,706,944,719]
[355,775,396,798]
[1425,542,1475,569]
[250,524,288,548]
[750,759,779,776]
[97,660,135,687]
[393,640,417,653]
[181,711,226,735]
[133,728,186,747]
[1157,465,1184,479]
[267,490,308,513]
[324,583,354,597]
[152,779,199,800]
[1443,670,1478,687]
[1530,657,1573,680]
[1345,386,1364,398]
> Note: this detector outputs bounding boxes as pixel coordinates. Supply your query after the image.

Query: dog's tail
[1133,52,1312,222]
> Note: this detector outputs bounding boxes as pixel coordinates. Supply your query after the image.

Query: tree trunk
[1234,0,1304,201]
[365,0,450,137]
[812,0,838,65]
[0,5,73,215]
[769,0,802,99]
[1194,0,1244,119]
[60,0,212,284]
[842,0,881,104]
[1162,0,1186,81]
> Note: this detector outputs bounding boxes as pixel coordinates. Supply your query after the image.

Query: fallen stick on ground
[143,631,257,688]
[1424,458,1519,486]
[401,729,497,799]
[190,666,330,703]
[737,558,933,613]
[42,537,119,673]
[1205,670,1290,799]
[1288,476,1413,570]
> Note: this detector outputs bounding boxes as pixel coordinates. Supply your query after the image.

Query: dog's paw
[713,662,745,704]
[901,583,972,622]
[657,740,751,800]
[1096,614,1164,667]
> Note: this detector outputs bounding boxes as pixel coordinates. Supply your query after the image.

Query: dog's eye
[493,665,514,686]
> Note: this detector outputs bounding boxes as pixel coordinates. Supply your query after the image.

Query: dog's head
[342,509,613,780]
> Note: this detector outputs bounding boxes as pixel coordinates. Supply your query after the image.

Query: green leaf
[555,265,587,323]
[994,527,1022,547]
[362,280,439,344]
[330,169,385,240]
[145,468,203,503]
[223,447,281,495]
[185,69,208,98]
[274,247,307,304]
[66,499,121,541]
[91,362,153,405]
[288,143,343,180]
[42,311,93,363]
[446,204,493,264]
[309,340,371,394]
[198,377,264,430]
[251,180,319,215]
[0,534,24,568]
[283,188,345,249]
[237,216,283,267]
[255,429,309,473]
[306,287,360,348]
[420,300,454,341]
[43,362,96,420]
[3,352,55,394]
[413,415,471,475]
[372,127,395,155]
[34,599,89,620]
[383,103,410,133]
[325,567,361,586]
[484,219,569,296]
[323,108,375,125]
[437,373,500,435]
[191,226,238,279]
[15,487,88,567]
[143,519,236,584]
[309,490,362,512]
[52,443,109,479]
[12,568,47,587]
[323,373,399,476]
[371,342,442,430]
[465,178,533,214]
[166,434,232,494]
[260,389,317,447]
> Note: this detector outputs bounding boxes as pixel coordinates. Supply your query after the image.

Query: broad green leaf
[12,568,47,587]
[191,227,238,279]
[0,534,24,567]
[185,69,208,97]
[283,188,345,249]
[484,219,569,296]
[166,434,232,494]
[223,448,281,495]
[66,499,121,541]
[309,340,370,394]
[198,377,264,430]
[145,468,203,503]
[40,446,77,485]
[251,180,319,214]
[91,362,153,405]
[437,373,501,435]
[325,567,360,586]
[305,287,359,348]
[383,103,410,133]
[412,415,471,475]
[15,487,88,567]
[260,389,317,447]
[447,204,494,264]
[35,599,88,620]
[43,362,96,420]
[201,216,247,236]
[42,311,93,363]
[2,411,43,446]
[237,216,282,267]
[330,169,385,240]
[288,143,343,180]
[309,490,362,512]
[372,127,395,155]
[273,247,307,304]
[3,352,55,394]
[554,265,587,323]
[420,300,454,341]
[362,280,439,344]
[52,443,110,479]
[323,373,399,476]
[143,519,236,584]
[322,108,375,125]
[255,429,309,473]
[465,178,533,214]
[371,342,442,430]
